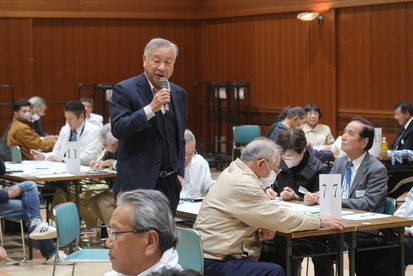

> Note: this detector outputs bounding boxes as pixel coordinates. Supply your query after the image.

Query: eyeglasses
[106,226,148,241]
[263,160,282,175]
[185,150,197,160]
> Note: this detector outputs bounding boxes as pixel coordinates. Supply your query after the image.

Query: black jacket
[276,150,327,201]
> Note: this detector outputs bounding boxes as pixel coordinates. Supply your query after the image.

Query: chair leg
[18,220,27,261]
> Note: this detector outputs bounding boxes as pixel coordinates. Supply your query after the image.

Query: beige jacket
[194,158,321,261]
[302,123,335,146]
[7,117,55,160]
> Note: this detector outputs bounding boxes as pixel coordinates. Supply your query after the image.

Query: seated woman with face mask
[267,127,327,201]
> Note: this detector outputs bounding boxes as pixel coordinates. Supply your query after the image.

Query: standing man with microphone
[110,38,186,213]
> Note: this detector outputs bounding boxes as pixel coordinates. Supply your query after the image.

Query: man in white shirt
[80,97,104,128]
[180,129,215,199]
[31,101,102,227]
[104,189,182,276]
[31,100,102,165]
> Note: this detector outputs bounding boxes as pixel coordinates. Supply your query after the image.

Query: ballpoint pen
[360,213,376,217]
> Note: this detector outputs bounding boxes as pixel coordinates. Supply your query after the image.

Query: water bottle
[381,137,388,156]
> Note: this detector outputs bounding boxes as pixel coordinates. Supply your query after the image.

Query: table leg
[285,237,291,276]
[397,227,406,276]
[348,232,356,276]
[336,233,344,276]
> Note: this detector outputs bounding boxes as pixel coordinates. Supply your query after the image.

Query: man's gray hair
[99,123,118,145]
[240,137,281,164]
[184,129,196,143]
[116,189,179,251]
[28,96,46,108]
[286,106,306,120]
[144,38,178,60]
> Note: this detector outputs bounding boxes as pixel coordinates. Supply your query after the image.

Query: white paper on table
[35,173,75,178]
[176,201,202,215]
[342,213,391,220]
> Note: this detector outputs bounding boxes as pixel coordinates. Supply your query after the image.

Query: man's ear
[362,137,369,149]
[144,229,160,256]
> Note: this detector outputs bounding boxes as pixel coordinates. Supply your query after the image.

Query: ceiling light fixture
[297,11,324,25]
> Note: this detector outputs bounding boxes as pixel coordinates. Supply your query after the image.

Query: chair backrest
[176,227,204,273]
[384,197,396,215]
[10,145,22,162]
[53,202,80,247]
[233,125,261,144]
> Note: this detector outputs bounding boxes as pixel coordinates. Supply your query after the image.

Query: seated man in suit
[194,137,344,276]
[7,99,56,160]
[104,189,182,276]
[80,97,104,128]
[180,129,215,199]
[390,101,413,150]
[304,116,388,276]
[385,101,413,198]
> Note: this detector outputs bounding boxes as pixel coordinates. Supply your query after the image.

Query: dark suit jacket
[110,73,187,192]
[331,152,387,213]
[390,122,413,150]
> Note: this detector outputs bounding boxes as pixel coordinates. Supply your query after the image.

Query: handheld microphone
[159,77,169,112]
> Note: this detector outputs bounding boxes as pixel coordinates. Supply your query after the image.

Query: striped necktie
[70,130,78,142]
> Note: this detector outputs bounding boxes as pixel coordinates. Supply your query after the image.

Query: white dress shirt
[87,113,104,128]
[44,121,102,166]
[180,154,215,199]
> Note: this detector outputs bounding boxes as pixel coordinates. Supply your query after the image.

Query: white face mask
[282,154,303,168]
[261,170,277,187]
[31,113,40,122]
[19,112,32,122]
[260,161,278,187]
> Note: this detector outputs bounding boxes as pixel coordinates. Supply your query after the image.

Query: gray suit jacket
[331,152,387,213]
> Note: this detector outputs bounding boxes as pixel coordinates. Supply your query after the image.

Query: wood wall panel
[280,13,309,108]
[370,3,406,111]
[203,0,413,19]
[308,9,337,134]
[408,3,413,101]
[1,18,202,134]
[1,1,413,148]
[337,6,371,111]
[0,18,34,131]
[0,0,203,19]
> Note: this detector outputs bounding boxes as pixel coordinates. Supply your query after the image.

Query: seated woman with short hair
[302,103,335,146]
[266,127,327,201]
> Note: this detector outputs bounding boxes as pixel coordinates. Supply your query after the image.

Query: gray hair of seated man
[28,96,46,108]
[116,189,179,251]
[240,137,281,165]
[99,123,118,145]
[184,129,196,143]
[144,38,179,60]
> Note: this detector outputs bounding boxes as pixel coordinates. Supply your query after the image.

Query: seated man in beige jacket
[194,137,344,276]
[7,99,55,160]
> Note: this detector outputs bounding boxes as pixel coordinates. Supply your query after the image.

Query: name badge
[355,190,366,198]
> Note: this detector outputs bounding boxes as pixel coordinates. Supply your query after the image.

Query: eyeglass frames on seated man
[106,225,149,241]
